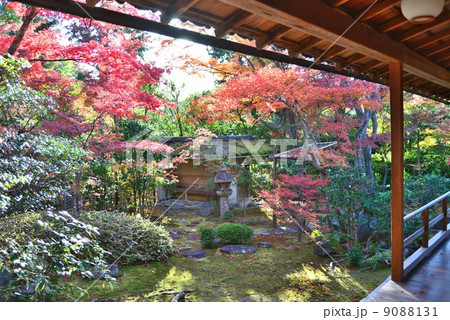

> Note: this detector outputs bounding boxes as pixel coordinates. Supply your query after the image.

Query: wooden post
[422,209,429,248]
[272,145,278,228]
[389,61,404,282]
[442,198,448,231]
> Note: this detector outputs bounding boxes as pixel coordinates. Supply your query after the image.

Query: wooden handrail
[402,191,450,278]
[404,191,450,222]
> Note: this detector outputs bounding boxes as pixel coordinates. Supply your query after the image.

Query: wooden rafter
[160,0,201,25]
[359,0,400,22]
[255,24,290,49]
[342,53,367,68]
[287,36,322,58]
[379,15,409,33]
[397,14,450,42]
[412,29,450,50]
[86,0,101,7]
[317,45,347,63]
[214,10,253,38]
[331,0,351,8]
[219,0,450,88]
[422,42,450,57]
[360,60,385,72]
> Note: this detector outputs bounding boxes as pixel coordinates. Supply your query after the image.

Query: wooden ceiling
[16,0,450,103]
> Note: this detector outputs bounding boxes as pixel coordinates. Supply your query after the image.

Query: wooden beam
[160,0,200,25]
[389,61,404,282]
[214,10,253,38]
[359,0,400,22]
[219,0,450,89]
[255,24,290,49]
[397,14,450,43]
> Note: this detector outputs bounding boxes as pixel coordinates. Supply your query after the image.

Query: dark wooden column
[389,61,405,282]
[272,145,278,228]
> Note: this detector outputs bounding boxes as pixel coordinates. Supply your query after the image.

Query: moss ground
[61,208,390,302]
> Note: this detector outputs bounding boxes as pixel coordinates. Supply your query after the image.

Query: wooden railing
[402,191,450,278]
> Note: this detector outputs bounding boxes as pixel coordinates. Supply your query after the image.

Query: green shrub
[224,209,234,221]
[346,245,364,267]
[200,227,217,249]
[78,211,175,265]
[0,130,86,216]
[0,211,109,301]
[311,229,324,240]
[217,223,253,245]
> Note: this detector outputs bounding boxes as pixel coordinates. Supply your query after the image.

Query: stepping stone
[274,230,285,235]
[260,231,271,236]
[183,250,206,259]
[191,221,201,225]
[259,242,273,248]
[220,245,257,254]
[170,232,180,239]
[179,246,192,251]
[188,235,198,240]
[275,227,298,234]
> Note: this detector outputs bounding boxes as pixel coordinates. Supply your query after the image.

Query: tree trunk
[72,171,83,212]
[7,7,37,56]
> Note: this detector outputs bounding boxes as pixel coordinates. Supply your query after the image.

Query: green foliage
[217,223,253,245]
[78,211,175,265]
[0,55,49,132]
[199,227,218,249]
[362,249,391,269]
[346,245,364,267]
[0,130,87,216]
[0,211,108,301]
[224,209,234,221]
[311,229,324,240]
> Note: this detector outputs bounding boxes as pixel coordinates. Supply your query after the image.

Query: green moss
[61,209,390,302]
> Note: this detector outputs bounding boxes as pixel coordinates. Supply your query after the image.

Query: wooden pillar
[389,61,404,282]
[442,198,447,231]
[272,145,278,228]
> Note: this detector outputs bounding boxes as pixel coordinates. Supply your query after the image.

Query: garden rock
[0,269,13,287]
[197,202,213,217]
[259,242,272,248]
[183,250,206,259]
[92,264,119,279]
[170,232,181,239]
[220,245,257,254]
[313,241,334,257]
[260,231,271,236]
[356,222,373,242]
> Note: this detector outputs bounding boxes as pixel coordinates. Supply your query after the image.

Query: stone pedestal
[214,164,233,219]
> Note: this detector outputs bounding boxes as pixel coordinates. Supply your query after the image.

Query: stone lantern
[214,164,233,219]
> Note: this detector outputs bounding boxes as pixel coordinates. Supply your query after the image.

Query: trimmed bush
[217,223,253,245]
[78,211,175,265]
[346,245,364,267]
[0,211,108,301]
[200,227,218,249]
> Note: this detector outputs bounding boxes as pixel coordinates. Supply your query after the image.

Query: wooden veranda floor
[362,239,450,302]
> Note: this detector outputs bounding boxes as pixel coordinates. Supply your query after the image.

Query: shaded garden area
[0,1,448,302]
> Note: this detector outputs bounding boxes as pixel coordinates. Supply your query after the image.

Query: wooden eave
[15,0,450,103]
